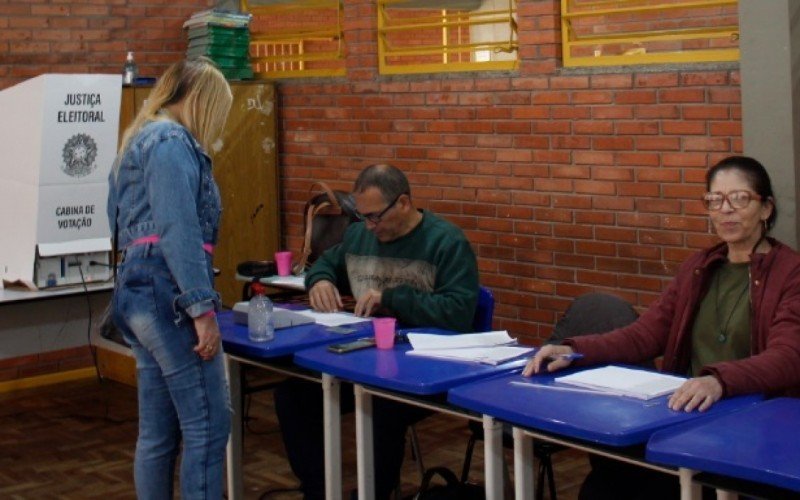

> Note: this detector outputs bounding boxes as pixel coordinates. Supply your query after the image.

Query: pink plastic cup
[373,317,397,349]
[274,251,293,276]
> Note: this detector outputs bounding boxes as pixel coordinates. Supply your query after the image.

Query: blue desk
[647,398,800,499]
[219,310,370,500]
[448,369,762,500]
[294,334,527,500]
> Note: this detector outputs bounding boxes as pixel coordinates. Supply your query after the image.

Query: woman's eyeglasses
[356,194,401,224]
[702,190,762,211]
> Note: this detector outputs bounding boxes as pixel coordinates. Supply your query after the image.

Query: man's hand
[521,344,575,376]
[354,289,382,317]
[668,375,723,412]
[193,314,221,361]
[309,280,343,312]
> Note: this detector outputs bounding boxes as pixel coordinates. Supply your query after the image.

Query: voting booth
[0,74,122,289]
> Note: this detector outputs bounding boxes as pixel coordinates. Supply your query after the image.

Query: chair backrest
[547,292,638,344]
[472,286,495,332]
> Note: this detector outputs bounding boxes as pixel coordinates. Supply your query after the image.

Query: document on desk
[264,275,306,290]
[554,366,687,400]
[293,309,365,327]
[407,330,517,349]
[406,345,535,365]
[405,331,535,365]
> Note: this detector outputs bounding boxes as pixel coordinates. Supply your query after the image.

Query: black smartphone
[327,338,376,354]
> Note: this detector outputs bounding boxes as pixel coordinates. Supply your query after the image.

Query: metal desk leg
[715,489,738,500]
[225,355,243,500]
[513,427,533,500]
[483,414,504,500]
[679,468,701,500]
[322,373,342,500]
[355,384,375,500]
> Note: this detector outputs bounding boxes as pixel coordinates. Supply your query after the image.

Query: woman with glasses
[525,155,800,499]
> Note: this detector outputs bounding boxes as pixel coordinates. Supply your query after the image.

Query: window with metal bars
[561,0,739,67]
[243,0,345,78]
[377,0,518,75]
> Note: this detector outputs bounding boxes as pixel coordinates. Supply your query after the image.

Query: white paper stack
[405,331,535,365]
[554,365,687,400]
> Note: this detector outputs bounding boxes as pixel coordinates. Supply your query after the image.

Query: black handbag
[293,181,359,274]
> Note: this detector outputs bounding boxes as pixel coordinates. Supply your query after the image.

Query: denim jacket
[107,119,221,318]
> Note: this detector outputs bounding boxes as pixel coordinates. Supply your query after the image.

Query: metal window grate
[561,0,739,67]
[242,0,345,78]
[378,0,518,75]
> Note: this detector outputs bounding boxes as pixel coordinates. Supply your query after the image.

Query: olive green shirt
[690,261,751,376]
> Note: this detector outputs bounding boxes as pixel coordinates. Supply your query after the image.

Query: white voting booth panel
[0,74,121,289]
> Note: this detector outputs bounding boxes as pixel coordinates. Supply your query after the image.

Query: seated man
[275,163,479,499]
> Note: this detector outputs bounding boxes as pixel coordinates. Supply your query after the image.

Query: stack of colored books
[183,9,253,80]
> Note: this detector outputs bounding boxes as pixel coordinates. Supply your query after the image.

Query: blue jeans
[114,250,231,500]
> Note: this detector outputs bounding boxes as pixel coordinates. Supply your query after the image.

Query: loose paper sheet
[406,345,535,365]
[407,330,516,350]
[293,309,366,327]
[554,365,687,400]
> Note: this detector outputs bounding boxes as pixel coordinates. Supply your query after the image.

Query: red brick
[617,152,660,167]
[553,223,593,239]
[575,240,616,256]
[662,121,706,135]
[597,257,639,274]
[532,207,571,223]
[683,106,730,120]
[682,136,731,152]
[515,221,552,235]
[577,270,618,287]
[593,166,633,181]
[659,88,705,103]
[616,90,657,104]
[573,120,613,135]
[636,105,680,119]
[596,226,636,242]
[576,210,614,225]
[635,73,679,87]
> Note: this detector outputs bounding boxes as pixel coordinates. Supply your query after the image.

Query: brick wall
[0,0,741,355]
[0,0,212,90]
[278,0,740,341]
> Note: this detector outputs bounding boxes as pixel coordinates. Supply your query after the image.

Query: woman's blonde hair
[118,56,233,157]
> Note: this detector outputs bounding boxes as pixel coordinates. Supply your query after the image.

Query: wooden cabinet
[119,82,279,306]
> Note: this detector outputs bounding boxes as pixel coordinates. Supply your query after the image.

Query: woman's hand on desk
[309,280,344,312]
[668,375,723,412]
[522,345,576,376]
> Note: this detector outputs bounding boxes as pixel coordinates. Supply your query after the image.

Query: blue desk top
[647,398,800,492]
[218,311,371,359]
[293,329,528,395]
[447,369,762,447]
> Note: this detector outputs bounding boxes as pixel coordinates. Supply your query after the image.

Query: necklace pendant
[717,333,727,343]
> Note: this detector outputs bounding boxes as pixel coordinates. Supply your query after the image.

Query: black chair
[459,292,639,500]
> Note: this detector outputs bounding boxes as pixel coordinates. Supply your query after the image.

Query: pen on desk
[547,353,584,361]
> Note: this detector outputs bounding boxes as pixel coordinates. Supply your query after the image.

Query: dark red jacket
[566,239,800,398]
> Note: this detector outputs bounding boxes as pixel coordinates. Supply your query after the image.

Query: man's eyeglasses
[702,190,762,211]
[356,194,401,224]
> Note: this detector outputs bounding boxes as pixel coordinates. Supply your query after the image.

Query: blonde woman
[107,57,233,499]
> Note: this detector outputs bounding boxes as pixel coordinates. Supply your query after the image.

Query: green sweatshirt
[305,210,479,332]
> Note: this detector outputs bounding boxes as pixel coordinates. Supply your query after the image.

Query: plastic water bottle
[248,284,274,342]
[122,51,138,85]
